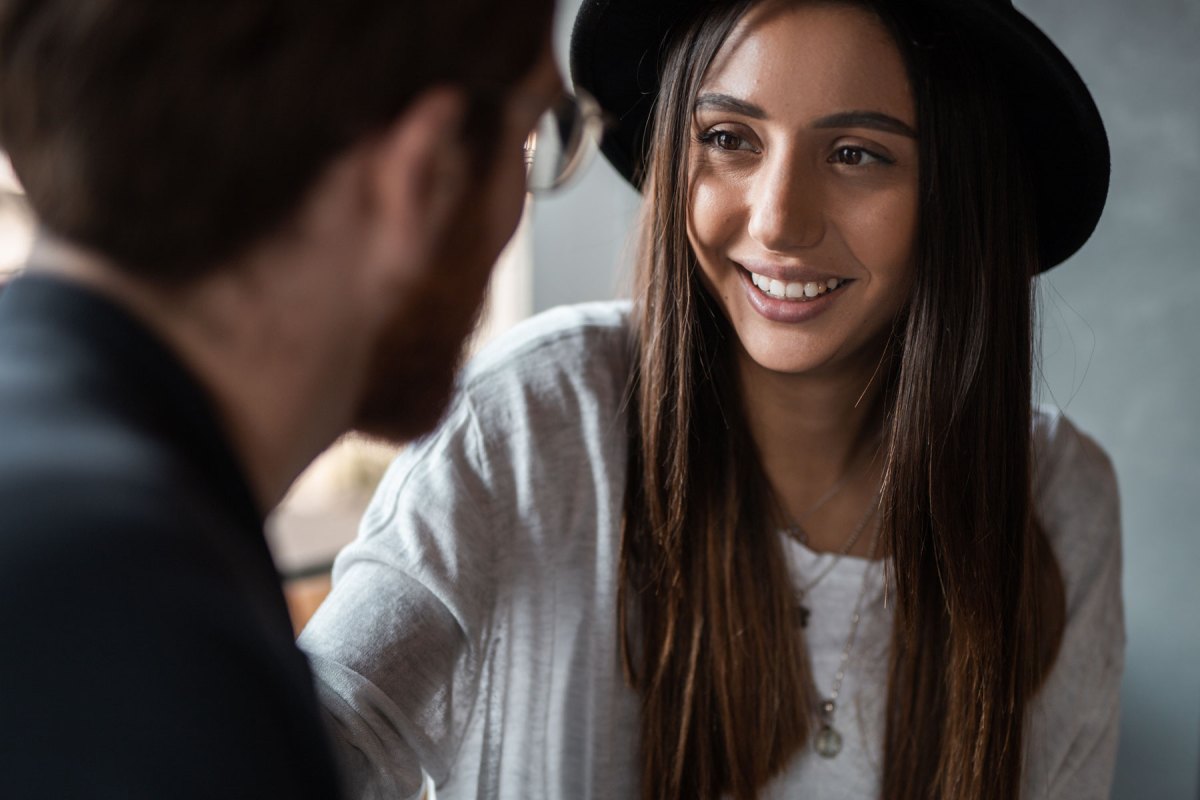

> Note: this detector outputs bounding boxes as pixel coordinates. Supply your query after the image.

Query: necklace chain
[786,486,881,630]
[780,469,854,543]
[796,489,881,595]
[813,514,883,759]
[780,443,880,545]
[771,445,886,756]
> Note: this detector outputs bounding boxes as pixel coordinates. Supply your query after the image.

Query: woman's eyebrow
[695,94,917,140]
[695,92,766,119]
[811,111,917,138]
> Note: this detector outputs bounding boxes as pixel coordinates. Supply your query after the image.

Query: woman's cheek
[840,186,919,285]
[688,176,742,256]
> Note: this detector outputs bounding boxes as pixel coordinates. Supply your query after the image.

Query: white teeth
[748,268,844,299]
[749,270,847,301]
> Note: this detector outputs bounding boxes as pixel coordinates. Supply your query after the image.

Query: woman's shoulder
[1032,407,1119,522]
[1031,407,1122,612]
[348,301,636,583]
[389,300,634,483]
[462,300,634,389]
[449,300,635,432]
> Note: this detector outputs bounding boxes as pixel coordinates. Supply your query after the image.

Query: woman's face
[687,0,919,379]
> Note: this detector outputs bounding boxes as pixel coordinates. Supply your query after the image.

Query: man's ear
[365,86,470,278]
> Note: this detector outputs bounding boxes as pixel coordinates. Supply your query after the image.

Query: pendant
[814,724,843,758]
[815,698,842,758]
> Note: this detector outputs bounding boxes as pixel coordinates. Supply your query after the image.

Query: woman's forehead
[699,1,915,126]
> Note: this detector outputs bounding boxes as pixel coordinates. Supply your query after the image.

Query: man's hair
[0,0,553,282]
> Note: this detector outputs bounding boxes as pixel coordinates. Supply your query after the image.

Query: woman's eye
[699,129,753,152]
[714,132,744,150]
[830,146,889,166]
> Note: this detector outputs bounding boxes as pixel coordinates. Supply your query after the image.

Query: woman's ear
[364,86,470,280]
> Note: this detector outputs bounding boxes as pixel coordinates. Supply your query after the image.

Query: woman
[300,1,1123,798]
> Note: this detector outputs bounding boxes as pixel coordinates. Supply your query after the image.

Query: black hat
[570,0,1110,270]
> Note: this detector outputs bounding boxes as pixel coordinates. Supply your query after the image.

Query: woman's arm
[1027,411,1125,798]
[299,397,501,800]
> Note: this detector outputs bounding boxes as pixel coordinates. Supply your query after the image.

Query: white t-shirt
[299,301,1124,800]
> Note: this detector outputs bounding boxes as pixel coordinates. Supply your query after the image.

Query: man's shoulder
[0,471,338,798]
[0,390,186,535]
[0,380,338,798]
[0,390,260,608]
[0,438,234,633]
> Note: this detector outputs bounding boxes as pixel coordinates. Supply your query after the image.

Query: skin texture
[353,51,563,443]
[686,1,920,553]
[689,1,918,380]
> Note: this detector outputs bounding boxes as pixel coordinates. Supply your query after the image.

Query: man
[0,1,561,796]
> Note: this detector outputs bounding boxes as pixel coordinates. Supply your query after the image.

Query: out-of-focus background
[1,0,1195,796]
[1011,4,1199,797]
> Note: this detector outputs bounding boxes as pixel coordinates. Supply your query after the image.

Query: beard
[350,191,499,444]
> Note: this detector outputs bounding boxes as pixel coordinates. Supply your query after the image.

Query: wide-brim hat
[570,0,1110,270]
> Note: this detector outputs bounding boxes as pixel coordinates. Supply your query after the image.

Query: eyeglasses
[523,89,607,194]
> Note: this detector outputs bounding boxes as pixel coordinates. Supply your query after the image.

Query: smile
[748,270,852,302]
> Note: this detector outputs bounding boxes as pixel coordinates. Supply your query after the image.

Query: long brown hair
[617,2,1066,798]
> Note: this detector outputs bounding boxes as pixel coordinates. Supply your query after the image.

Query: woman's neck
[737,342,890,554]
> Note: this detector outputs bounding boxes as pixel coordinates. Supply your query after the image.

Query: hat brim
[570,0,1110,270]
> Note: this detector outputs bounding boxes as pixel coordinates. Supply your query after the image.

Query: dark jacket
[0,274,340,798]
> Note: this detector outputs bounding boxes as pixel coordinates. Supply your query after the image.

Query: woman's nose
[746,153,825,253]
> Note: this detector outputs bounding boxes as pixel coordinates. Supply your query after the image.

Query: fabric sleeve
[1025,414,1125,798]
[298,395,502,800]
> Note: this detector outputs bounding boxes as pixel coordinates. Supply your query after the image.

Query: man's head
[0,0,555,282]
[351,49,562,442]
[0,0,558,445]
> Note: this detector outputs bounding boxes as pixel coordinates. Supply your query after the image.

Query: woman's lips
[736,263,853,323]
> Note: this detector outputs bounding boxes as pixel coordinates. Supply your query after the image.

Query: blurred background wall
[531,0,1200,796]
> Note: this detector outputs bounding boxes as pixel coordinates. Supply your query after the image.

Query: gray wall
[1026,2,1200,797]
[532,0,1200,796]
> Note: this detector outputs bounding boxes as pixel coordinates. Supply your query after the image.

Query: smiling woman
[297,2,1123,799]
[687,2,919,379]
[612,1,1092,796]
